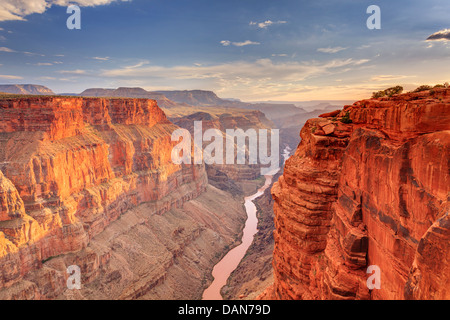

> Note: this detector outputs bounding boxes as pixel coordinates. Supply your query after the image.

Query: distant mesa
[156,90,226,106]
[0,84,54,95]
[79,87,179,108]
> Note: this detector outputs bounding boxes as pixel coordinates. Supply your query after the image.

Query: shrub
[372,91,386,99]
[340,111,352,124]
[372,85,403,99]
[413,85,432,92]
[384,85,404,96]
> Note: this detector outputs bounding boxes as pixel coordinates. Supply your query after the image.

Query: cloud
[0,74,23,79]
[0,47,47,56]
[93,56,110,61]
[102,58,369,81]
[0,0,131,22]
[249,20,287,29]
[39,76,57,80]
[0,47,15,52]
[317,47,348,54]
[99,57,371,100]
[426,29,450,41]
[221,40,260,47]
[272,54,288,57]
[124,60,149,69]
[36,62,53,66]
[23,51,45,56]
[371,75,412,81]
[232,40,260,47]
[59,69,86,74]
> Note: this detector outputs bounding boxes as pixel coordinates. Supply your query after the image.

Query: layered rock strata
[267,88,450,300]
[0,96,209,299]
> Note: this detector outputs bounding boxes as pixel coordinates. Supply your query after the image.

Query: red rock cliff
[0,96,208,298]
[267,88,450,300]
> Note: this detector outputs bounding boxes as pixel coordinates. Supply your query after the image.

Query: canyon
[262,88,450,300]
[0,95,254,299]
[1,86,448,301]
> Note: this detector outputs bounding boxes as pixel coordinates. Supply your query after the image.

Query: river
[202,174,274,300]
[202,146,292,300]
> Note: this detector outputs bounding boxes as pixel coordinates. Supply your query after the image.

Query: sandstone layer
[0,96,213,299]
[266,88,450,300]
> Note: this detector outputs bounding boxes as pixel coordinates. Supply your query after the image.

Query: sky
[0,0,449,101]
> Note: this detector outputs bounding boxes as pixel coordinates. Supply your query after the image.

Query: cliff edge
[264,88,449,300]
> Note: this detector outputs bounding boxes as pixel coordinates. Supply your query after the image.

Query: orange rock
[268,88,450,300]
[0,96,208,295]
[319,110,340,118]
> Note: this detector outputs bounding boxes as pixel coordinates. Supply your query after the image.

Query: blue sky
[0,0,449,100]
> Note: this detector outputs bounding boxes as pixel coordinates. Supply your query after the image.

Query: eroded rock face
[0,96,208,299]
[171,110,276,182]
[267,88,450,300]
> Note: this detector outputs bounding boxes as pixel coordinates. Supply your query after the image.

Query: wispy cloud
[36,62,53,66]
[102,58,369,81]
[0,74,23,79]
[426,29,450,41]
[317,47,348,53]
[0,46,15,52]
[59,69,87,75]
[93,56,110,61]
[371,74,412,81]
[233,40,260,47]
[124,60,150,69]
[0,0,132,22]
[39,76,57,80]
[24,51,45,56]
[99,57,371,100]
[249,20,287,29]
[221,40,260,47]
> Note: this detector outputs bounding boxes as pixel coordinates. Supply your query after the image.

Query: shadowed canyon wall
[265,88,450,300]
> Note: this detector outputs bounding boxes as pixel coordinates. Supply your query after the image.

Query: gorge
[0,86,448,300]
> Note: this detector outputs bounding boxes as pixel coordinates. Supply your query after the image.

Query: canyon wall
[0,96,216,299]
[170,110,276,184]
[266,88,450,300]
